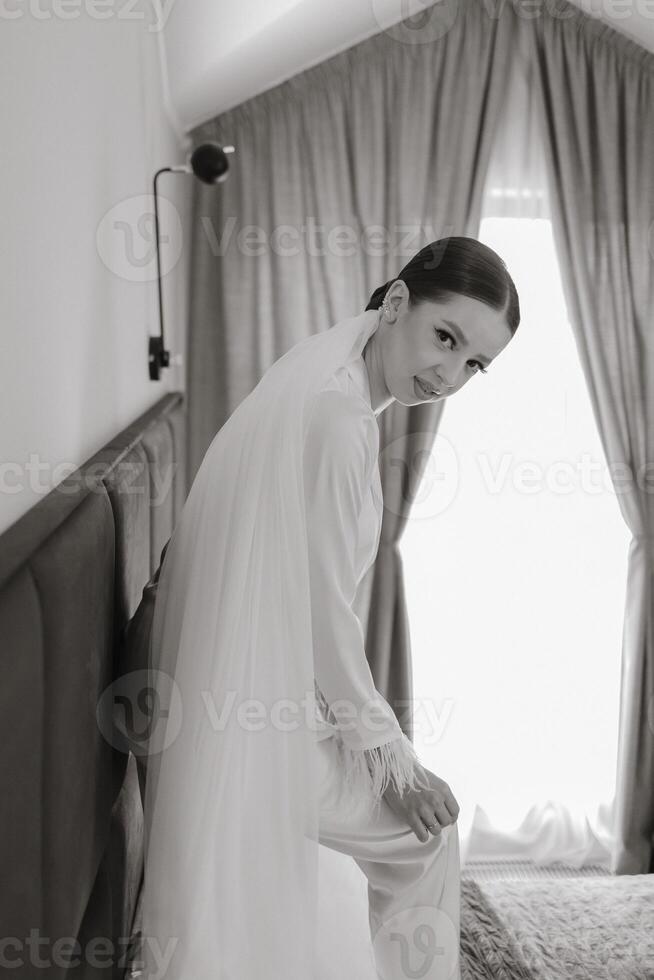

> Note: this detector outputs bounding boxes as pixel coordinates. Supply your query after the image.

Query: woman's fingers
[443,786,460,821]
[388,767,460,842]
[417,803,442,837]
[421,816,442,838]
[424,783,459,824]
[433,800,454,827]
[417,769,460,822]
[417,820,434,843]
[417,798,454,835]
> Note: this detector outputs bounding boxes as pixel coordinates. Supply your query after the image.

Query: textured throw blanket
[460,875,654,980]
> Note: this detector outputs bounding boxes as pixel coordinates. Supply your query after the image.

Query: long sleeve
[303,388,425,803]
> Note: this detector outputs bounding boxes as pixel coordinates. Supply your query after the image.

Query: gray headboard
[0,392,186,979]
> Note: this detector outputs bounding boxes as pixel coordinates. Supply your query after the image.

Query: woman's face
[380,283,514,405]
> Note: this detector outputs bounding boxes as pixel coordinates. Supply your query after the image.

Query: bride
[138,236,520,980]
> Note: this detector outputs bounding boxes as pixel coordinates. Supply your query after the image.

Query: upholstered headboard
[0,392,186,979]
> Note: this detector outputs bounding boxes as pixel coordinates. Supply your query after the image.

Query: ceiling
[161,0,654,136]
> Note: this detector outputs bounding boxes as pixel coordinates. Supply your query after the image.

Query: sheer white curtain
[400,52,629,867]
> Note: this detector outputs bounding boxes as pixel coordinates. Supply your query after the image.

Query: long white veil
[140,308,383,979]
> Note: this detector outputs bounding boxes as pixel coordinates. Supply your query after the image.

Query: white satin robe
[303,352,423,804]
[304,354,462,980]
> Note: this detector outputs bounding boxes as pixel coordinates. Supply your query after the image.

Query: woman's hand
[382,764,460,843]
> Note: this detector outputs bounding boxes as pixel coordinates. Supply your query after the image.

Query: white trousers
[316,734,461,980]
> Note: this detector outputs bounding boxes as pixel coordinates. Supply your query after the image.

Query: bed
[0,392,186,980]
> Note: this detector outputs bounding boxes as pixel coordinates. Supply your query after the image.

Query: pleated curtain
[508,0,654,875]
[185,0,654,874]
[186,0,519,735]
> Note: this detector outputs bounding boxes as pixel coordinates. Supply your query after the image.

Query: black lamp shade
[190,142,231,184]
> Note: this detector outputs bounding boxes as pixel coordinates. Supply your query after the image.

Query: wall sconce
[149,141,235,381]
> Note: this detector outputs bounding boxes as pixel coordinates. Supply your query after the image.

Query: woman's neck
[362,315,395,416]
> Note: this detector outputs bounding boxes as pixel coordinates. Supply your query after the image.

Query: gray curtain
[513,0,654,873]
[362,414,453,740]
[186,0,518,736]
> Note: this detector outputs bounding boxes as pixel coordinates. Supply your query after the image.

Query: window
[400,217,628,863]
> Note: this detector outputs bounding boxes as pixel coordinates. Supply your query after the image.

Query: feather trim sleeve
[314,683,426,807]
[340,733,427,808]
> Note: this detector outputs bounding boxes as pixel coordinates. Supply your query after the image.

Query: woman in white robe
[139,237,520,980]
[305,353,462,980]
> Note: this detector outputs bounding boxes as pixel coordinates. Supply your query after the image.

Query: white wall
[162,0,654,131]
[3,0,651,538]
[1,5,192,535]
[164,0,448,128]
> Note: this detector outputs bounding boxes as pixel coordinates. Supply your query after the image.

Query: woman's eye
[435,328,488,375]
[435,328,454,348]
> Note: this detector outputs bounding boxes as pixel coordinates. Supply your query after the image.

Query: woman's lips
[414,376,439,399]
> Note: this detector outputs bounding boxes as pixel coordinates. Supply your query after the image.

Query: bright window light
[400,217,628,858]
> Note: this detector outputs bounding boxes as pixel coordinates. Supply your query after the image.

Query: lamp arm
[153,167,170,360]
[150,166,189,381]
[149,145,234,380]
